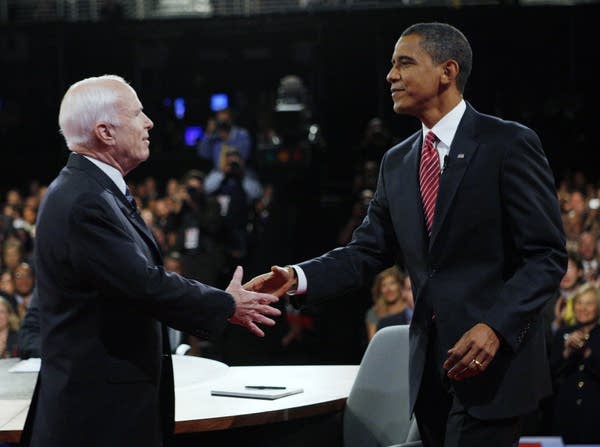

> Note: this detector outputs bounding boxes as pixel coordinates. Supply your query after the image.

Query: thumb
[228,265,243,288]
[271,265,289,277]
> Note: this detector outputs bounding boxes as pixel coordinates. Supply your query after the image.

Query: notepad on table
[211,386,303,400]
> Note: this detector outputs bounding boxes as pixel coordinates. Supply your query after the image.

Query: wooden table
[0,357,358,443]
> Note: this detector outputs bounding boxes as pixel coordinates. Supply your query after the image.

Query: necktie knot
[125,187,137,211]
[423,131,437,154]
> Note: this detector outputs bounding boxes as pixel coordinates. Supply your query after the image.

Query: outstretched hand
[226,266,281,337]
[443,323,500,381]
[243,265,297,297]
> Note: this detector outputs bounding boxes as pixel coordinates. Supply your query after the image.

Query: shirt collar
[83,155,127,195]
[422,99,466,149]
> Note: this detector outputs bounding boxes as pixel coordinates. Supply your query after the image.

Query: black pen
[244,386,287,390]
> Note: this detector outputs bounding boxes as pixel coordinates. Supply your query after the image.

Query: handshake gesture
[226,265,297,337]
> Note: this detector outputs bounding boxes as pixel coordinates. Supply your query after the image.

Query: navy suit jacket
[299,104,567,419]
[21,153,235,447]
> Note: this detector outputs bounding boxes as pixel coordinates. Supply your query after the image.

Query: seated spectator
[2,238,23,273]
[377,272,413,331]
[365,266,412,341]
[18,288,40,359]
[550,282,600,444]
[578,231,598,281]
[13,262,35,320]
[197,108,251,170]
[0,296,20,358]
[0,270,17,310]
[550,252,585,332]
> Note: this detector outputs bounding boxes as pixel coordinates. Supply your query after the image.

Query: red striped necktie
[419,131,440,235]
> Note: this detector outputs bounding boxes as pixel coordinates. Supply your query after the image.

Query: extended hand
[243,265,297,297]
[226,266,281,337]
[443,323,500,381]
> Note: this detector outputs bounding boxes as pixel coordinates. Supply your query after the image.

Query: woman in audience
[365,266,411,341]
[550,282,600,443]
[0,296,20,358]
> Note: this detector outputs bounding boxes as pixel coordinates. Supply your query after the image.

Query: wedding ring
[472,359,483,368]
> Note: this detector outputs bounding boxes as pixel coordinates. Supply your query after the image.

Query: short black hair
[401,22,472,93]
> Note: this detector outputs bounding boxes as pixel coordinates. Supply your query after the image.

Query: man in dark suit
[20,75,280,447]
[246,23,567,446]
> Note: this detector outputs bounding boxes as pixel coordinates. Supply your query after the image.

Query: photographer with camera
[205,149,263,271]
[197,108,251,170]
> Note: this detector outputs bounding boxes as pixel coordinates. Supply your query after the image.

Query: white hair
[58,74,133,150]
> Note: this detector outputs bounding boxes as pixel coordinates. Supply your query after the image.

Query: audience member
[578,231,598,281]
[365,266,412,341]
[550,282,600,444]
[13,262,35,320]
[551,252,585,332]
[0,270,17,310]
[0,296,20,358]
[2,238,23,272]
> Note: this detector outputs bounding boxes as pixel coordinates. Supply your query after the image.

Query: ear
[94,122,116,146]
[440,59,460,86]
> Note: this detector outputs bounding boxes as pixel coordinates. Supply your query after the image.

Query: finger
[251,314,276,327]
[228,265,243,288]
[252,292,280,304]
[452,355,483,381]
[256,304,282,317]
[443,343,469,370]
[246,321,265,337]
[447,347,478,379]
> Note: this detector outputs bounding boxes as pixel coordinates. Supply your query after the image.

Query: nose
[144,112,154,129]
[386,66,398,84]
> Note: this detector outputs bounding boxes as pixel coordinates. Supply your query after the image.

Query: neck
[419,92,463,129]
[73,146,127,176]
[386,299,406,314]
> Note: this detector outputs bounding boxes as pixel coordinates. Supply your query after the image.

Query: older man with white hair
[19,75,280,447]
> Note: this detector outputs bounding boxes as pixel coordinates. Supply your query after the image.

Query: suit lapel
[66,153,163,260]
[398,136,429,258]
[429,106,480,250]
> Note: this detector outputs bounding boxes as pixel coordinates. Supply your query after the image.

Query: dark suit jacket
[22,153,235,447]
[299,104,567,420]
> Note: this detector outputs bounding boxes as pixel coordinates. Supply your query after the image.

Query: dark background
[1,3,598,189]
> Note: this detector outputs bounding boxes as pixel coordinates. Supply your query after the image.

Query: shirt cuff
[288,265,307,295]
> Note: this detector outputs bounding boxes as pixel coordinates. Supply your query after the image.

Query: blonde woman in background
[365,266,412,341]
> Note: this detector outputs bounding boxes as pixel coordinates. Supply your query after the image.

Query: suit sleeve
[68,194,235,339]
[298,152,400,300]
[483,127,567,351]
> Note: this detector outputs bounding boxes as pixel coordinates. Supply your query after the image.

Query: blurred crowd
[2,112,600,442]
